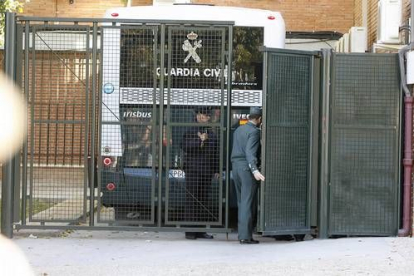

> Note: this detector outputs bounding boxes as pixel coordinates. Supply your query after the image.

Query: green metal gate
[97,24,231,230]
[12,16,233,232]
[4,15,403,238]
[326,53,401,236]
[22,24,92,225]
[259,48,320,236]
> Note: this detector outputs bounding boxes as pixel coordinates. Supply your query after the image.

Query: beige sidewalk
[10,230,414,276]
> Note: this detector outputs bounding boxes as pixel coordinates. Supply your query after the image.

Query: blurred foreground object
[0,73,26,161]
[0,234,35,276]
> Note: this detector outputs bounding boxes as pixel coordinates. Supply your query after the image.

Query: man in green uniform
[231,107,265,244]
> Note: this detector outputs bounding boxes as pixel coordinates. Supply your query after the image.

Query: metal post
[259,48,268,232]
[225,25,233,230]
[13,21,24,224]
[411,0,414,44]
[400,97,413,236]
[318,49,332,239]
[1,12,17,238]
[21,20,30,226]
[158,24,166,227]
[89,22,98,226]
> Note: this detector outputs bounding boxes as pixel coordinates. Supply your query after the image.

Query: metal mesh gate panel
[97,24,229,228]
[164,27,226,226]
[98,26,158,224]
[14,16,232,232]
[329,54,400,236]
[27,25,90,223]
[261,50,314,234]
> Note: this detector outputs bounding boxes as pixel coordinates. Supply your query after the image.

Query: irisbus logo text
[123,111,152,118]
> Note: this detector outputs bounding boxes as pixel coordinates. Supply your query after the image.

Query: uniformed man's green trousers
[232,164,258,240]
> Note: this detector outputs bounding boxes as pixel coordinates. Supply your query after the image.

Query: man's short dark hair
[249,114,261,120]
[195,106,212,116]
[249,106,262,117]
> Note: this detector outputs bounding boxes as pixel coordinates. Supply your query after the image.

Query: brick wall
[354,0,363,27]
[18,0,354,34]
[367,0,378,50]
[18,0,151,18]
[403,0,411,43]
[403,0,411,22]
[0,49,92,168]
[193,0,354,33]
[23,50,100,166]
[353,0,378,51]
[354,0,412,50]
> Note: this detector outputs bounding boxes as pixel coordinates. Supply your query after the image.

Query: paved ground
[6,230,414,276]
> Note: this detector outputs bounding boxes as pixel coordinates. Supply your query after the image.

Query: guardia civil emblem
[182,31,202,63]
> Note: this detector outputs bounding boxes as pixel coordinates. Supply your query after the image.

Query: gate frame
[5,14,235,234]
[1,12,18,238]
[320,50,402,238]
[259,47,321,237]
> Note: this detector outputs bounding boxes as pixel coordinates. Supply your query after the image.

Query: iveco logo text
[123,111,152,118]
[233,113,249,119]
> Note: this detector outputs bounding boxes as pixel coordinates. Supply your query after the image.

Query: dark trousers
[184,172,215,237]
[232,164,258,240]
[185,172,214,222]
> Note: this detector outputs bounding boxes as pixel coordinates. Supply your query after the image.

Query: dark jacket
[181,126,219,175]
[231,121,261,173]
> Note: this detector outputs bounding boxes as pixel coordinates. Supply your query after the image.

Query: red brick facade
[353,0,412,50]
[18,0,354,34]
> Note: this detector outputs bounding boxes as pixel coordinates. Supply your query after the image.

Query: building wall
[354,0,363,27]
[403,0,411,22]
[354,0,412,50]
[18,0,354,34]
[18,0,151,18]
[352,0,377,50]
[192,0,354,33]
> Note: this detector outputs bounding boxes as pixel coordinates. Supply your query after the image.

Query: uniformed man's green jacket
[231,121,260,173]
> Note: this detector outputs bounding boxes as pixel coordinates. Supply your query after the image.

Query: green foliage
[0,0,24,46]
[232,27,264,88]
[0,199,52,226]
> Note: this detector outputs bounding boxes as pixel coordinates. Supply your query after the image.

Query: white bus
[101,4,285,156]
[99,4,285,222]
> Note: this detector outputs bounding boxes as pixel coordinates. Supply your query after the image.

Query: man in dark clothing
[231,106,265,244]
[181,107,219,240]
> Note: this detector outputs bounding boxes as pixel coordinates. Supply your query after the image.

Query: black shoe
[196,232,214,239]
[239,239,259,244]
[185,233,197,240]
[274,235,295,241]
